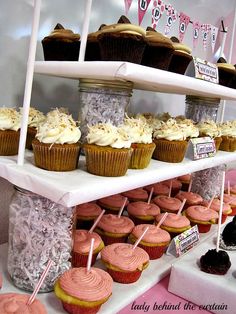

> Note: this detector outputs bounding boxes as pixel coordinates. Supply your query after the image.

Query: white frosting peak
[0,108,21,131]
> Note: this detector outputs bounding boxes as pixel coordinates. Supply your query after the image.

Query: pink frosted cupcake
[162,178,182,196]
[94,214,134,245]
[122,188,148,202]
[144,183,170,197]
[184,205,218,233]
[0,293,47,314]
[129,224,171,259]
[127,201,160,225]
[101,243,149,283]
[97,194,129,215]
[54,267,113,314]
[178,174,191,191]
[176,191,203,209]
[202,199,232,223]
[75,202,102,230]
[223,194,236,216]
[155,213,191,238]
[72,230,104,267]
[152,195,182,214]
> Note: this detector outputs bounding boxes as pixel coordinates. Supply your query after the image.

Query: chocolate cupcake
[217,57,236,87]
[85,24,105,61]
[199,249,231,275]
[220,216,236,250]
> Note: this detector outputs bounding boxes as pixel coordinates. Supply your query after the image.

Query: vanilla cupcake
[32,109,81,171]
[197,120,222,151]
[0,107,21,155]
[175,117,199,140]
[218,120,236,152]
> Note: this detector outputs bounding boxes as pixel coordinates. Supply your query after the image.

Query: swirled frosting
[58,267,113,302]
[127,201,160,217]
[197,120,221,138]
[20,107,45,128]
[218,121,236,137]
[153,119,186,141]
[86,123,132,148]
[153,196,182,212]
[36,109,81,144]
[131,224,171,244]
[0,293,47,314]
[176,191,203,205]
[144,183,169,196]
[76,202,102,217]
[43,23,80,41]
[121,117,153,144]
[97,214,134,233]
[223,194,236,206]
[186,205,219,221]
[178,174,191,183]
[201,199,231,214]
[145,30,173,49]
[122,188,148,201]
[162,179,182,190]
[73,230,103,254]
[99,23,146,37]
[101,243,149,271]
[156,213,190,228]
[176,118,199,138]
[0,108,21,131]
[98,194,129,209]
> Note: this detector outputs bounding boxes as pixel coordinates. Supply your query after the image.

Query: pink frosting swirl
[59,268,113,302]
[223,194,236,206]
[144,183,169,196]
[186,205,219,221]
[178,174,191,182]
[76,202,102,217]
[153,196,182,212]
[98,194,129,209]
[73,230,103,253]
[122,188,148,201]
[131,224,171,244]
[156,213,190,228]
[127,201,160,217]
[176,191,203,205]
[162,179,182,190]
[201,199,231,214]
[0,293,47,314]
[101,243,149,271]
[97,214,134,233]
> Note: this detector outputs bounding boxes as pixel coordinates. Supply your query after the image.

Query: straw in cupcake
[177,198,187,215]
[216,171,225,252]
[147,187,154,204]
[87,238,95,274]
[118,197,128,218]
[133,226,149,250]
[207,194,215,210]
[156,212,168,229]
[168,180,172,198]
[188,178,192,192]
[89,209,105,233]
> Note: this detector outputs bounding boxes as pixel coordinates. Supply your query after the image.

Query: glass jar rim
[79,78,133,91]
[185,95,221,105]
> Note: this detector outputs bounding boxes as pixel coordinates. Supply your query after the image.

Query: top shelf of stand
[34,61,236,100]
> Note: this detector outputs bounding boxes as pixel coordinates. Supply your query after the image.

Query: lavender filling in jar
[78,79,133,143]
[7,186,74,292]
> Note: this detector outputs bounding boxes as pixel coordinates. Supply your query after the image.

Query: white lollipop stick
[87,238,95,273]
[156,212,168,229]
[207,194,215,209]
[89,210,105,233]
[133,226,149,250]
[147,187,154,204]
[168,180,172,198]
[188,179,192,192]
[177,198,187,215]
[118,197,128,218]
[216,171,225,252]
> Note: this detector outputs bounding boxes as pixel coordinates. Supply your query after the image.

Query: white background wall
[0,0,236,243]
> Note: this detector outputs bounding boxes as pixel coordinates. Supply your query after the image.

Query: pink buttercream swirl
[153,196,182,212]
[223,194,236,206]
[0,293,47,314]
[176,191,203,204]
[162,179,182,189]
[131,224,171,243]
[76,202,102,217]
[97,214,134,233]
[98,194,129,209]
[186,205,219,221]
[144,183,169,196]
[122,188,148,201]
[127,201,160,217]
[156,213,190,228]
[59,267,113,302]
[73,230,103,253]
[101,243,149,271]
[201,199,231,214]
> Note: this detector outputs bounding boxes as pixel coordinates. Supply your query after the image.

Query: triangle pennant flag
[210,25,219,53]
[164,4,178,35]
[201,23,211,51]
[192,21,200,50]
[138,0,152,25]
[151,0,166,30]
[179,12,190,42]
[124,0,133,15]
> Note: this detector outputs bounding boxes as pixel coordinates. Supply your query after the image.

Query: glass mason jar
[78,79,133,143]
[185,95,220,122]
[7,187,74,292]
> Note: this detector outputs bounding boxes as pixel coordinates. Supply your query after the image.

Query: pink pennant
[164,4,178,35]
[124,0,133,15]
[201,23,211,51]
[179,12,190,42]
[192,21,200,50]
[152,0,165,30]
[138,0,152,25]
[210,25,219,53]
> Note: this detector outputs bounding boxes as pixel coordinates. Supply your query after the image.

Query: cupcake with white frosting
[32,109,81,171]
[0,107,21,155]
[218,120,236,152]
[197,120,222,151]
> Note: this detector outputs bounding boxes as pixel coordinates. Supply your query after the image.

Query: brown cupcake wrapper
[214,136,222,152]
[152,139,188,163]
[26,127,37,150]
[219,136,236,152]
[0,130,20,156]
[141,44,174,70]
[168,52,193,75]
[129,143,156,169]
[42,40,80,61]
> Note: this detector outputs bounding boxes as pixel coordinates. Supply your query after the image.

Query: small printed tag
[186,136,216,160]
[166,225,200,257]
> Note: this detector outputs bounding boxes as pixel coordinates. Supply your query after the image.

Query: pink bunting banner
[138,0,152,25]
[164,4,178,35]
[201,23,211,51]
[124,0,133,15]
[192,21,200,50]
[210,25,219,53]
[179,12,190,42]
[151,0,165,30]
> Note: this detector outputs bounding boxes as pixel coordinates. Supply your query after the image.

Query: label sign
[191,137,216,160]
[194,57,218,83]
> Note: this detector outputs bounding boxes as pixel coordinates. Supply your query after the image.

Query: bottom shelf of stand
[0,221,227,314]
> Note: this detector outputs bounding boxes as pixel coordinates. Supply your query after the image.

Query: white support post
[17,0,41,165]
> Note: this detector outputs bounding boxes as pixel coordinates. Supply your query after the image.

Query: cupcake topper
[156,212,168,229]
[168,180,172,198]
[188,179,193,192]
[147,187,154,204]
[216,171,225,252]
[207,194,215,209]
[133,226,149,250]
[118,197,128,218]
[177,198,187,215]
[27,259,54,305]
[89,209,105,233]
[87,238,95,274]
[227,181,230,195]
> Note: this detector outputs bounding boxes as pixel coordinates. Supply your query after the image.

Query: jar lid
[79,78,133,91]
[185,95,221,105]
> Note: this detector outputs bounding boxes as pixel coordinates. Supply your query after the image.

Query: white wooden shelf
[34,61,236,100]
[1,150,236,207]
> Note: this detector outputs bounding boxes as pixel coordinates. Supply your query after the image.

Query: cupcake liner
[42,40,80,61]
[62,301,101,314]
[141,44,174,70]
[106,268,142,284]
[32,139,81,171]
[168,51,193,75]
[85,41,101,61]
[76,219,95,230]
[129,142,156,169]
[219,136,236,152]
[71,251,98,268]
[214,136,222,152]
[26,127,37,150]
[190,222,211,233]
[152,139,188,163]
[98,33,146,64]
[216,214,227,224]
[0,130,20,156]
[83,144,132,177]
[128,214,154,226]
[218,67,235,87]
[137,243,168,260]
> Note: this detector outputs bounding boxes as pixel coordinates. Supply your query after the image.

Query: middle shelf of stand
[0,150,235,207]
